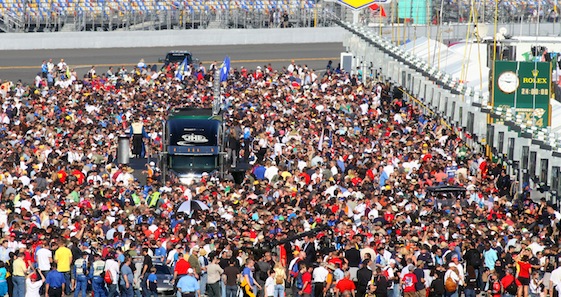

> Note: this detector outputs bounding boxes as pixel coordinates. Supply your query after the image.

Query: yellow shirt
[12,258,26,276]
[54,246,72,272]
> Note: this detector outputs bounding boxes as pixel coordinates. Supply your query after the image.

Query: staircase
[0,12,24,32]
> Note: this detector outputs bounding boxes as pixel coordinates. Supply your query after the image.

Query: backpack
[104,270,112,284]
[444,269,458,293]
[276,273,284,285]
[294,273,303,289]
[506,280,518,295]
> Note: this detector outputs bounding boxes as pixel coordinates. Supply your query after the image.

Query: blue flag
[220,56,230,82]
[175,57,188,80]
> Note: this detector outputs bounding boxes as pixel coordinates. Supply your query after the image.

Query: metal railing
[0,0,333,32]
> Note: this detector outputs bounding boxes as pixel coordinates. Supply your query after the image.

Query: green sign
[493,61,551,127]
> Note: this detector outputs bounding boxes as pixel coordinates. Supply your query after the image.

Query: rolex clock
[497,71,519,94]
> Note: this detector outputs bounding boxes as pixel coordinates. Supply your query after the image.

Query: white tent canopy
[403,38,490,97]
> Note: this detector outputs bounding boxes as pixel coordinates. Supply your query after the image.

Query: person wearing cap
[356,259,373,297]
[177,268,200,297]
[401,264,418,297]
[412,261,426,297]
[90,253,107,297]
[26,268,45,297]
[198,248,209,297]
[12,252,26,297]
[73,252,89,297]
[104,252,120,297]
[45,263,66,297]
[187,247,202,276]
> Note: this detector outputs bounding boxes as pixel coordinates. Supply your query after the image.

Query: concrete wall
[0,27,344,50]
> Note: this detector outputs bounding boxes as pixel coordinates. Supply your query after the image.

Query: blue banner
[220,56,230,82]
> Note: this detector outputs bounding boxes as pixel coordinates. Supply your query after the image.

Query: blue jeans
[147,290,158,297]
[464,288,476,297]
[445,291,458,297]
[12,276,25,297]
[63,272,72,296]
[221,281,226,297]
[140,275,148,297]
[108,283,118,297]
[274,284,284,297]
[226,285,238,297]
[121,285,134,297]
[74,275,88,297]
[93,276,108,297]
[392,283,400,297]
[200,273,208,296]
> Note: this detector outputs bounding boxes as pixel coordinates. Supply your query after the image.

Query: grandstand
[0,0,327,32]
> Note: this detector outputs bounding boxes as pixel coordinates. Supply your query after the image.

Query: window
[507,138,515,160]
[553,167,560,194]
[529,151,537,178]
[486,125,495,149]
[459,107,463,127]
[169,155,218,172]
[402,71,406,86]
[451,101,456,121]
[467,112,475,134]
[498,132,504,154]
[540,159,549,183]
[408,74,412,90]
[522,146,529,170]
[443,95,448,115]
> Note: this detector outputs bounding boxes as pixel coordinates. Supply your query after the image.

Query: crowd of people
[0,52,557,297]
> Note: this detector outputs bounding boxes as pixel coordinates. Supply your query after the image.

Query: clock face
[497,71,519,94]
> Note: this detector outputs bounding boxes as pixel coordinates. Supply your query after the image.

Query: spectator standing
[402,264,418,297]
[45,263,65,297]
[53,240,72,296]
[90,253,107,297]
[177,268,200,297]
[146,267,158,297]
[25,269,44,297]
[206,255,223,297]
[140,247,153,297]
[223,259,240,297]
[12,252,26,297]
[120,256,134,297]
[73,252,89,297]
[356,260,372,297]
[105,253,120,297]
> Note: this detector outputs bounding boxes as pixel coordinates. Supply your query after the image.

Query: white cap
[149,161,155,167]
[188,268,194,274]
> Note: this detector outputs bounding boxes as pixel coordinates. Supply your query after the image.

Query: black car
[159,51,198,67]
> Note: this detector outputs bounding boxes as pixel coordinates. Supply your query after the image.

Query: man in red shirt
[500,269,521,297]
[401,264,418,297]
[335,272,356,297]
[299,265,313,297]
[173,251,191,294]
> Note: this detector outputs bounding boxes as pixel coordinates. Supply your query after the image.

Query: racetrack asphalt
[0,42,345,83]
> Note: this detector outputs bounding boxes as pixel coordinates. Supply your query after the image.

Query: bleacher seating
[0,0,324,32]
